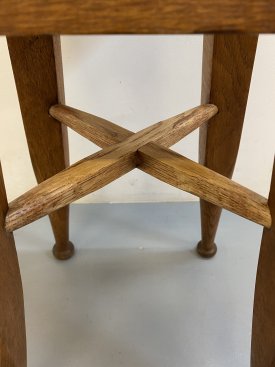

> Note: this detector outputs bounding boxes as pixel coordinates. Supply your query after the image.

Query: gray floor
[15,202,261,367]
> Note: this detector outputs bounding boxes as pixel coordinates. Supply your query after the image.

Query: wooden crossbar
[5,104,216,231]
[50,104,272,228]
[138,144,271,228]
[49,104,208,149]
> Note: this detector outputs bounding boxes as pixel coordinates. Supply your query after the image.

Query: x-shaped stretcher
[5,104,271,233]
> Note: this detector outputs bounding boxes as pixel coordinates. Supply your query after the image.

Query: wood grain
[138,144,271,228]
[50,105,133,148]
[251,158,275,366]
[6,105,216,231]
[0,0,275,35]
[0,162,26,367]
[51,104,271,228]
[198,34,258,257]
[7,35,74,260]
[50,104,216,150]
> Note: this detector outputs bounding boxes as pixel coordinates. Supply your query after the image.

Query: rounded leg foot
[52,241,75,260]
[196,240,217,258]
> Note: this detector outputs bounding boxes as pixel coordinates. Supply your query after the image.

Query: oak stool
[0,1,275,366]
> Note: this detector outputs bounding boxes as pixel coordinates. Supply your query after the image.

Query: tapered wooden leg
[0,162,26,366]
[197,34,258,258]
[251,158,275,366]
[7,35,74,260]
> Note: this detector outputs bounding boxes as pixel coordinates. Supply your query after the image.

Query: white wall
[0,35,274,203]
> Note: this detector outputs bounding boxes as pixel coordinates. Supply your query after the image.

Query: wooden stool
[0,2,274,366]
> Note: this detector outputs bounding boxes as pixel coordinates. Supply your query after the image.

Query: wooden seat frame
[0,2,275,366]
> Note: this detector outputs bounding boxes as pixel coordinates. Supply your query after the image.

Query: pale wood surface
[50,104,215,150]
[138,144,271,228]
[50,105,133,148]
[1,11,273,366]
[7,35,74,259]
[50,104,271,228]
[198,34,258,257]
[6,105,217,231]
[0,0,275,35]
[251,159,275,366]
[0,162,26,367]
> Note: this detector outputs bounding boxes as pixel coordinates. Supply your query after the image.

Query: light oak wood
[138,144,271,228]
[0,0,274,35]
[198,34,258,257]
[251,158,275,366]
[1,9,274,365]
[50,105,133,148]
[50,104,271,228]
[0,2,273,364]
[6,105,217,232]
[0,162,26,367]
[50,104,216,149]
[7,35,74,260]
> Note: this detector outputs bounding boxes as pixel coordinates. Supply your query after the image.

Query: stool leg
[197,34,258,258]
[7,36,74,260]
[0,162,26,366]
[251,158,275,366]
